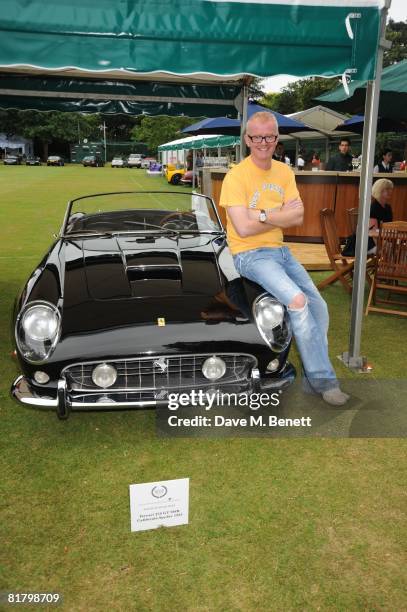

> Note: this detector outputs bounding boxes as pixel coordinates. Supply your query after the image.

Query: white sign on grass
[129,478,189,532]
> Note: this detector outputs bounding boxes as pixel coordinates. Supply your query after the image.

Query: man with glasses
[220,111,349,406]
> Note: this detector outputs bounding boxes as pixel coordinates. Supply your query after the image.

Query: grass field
[1,165,406,611]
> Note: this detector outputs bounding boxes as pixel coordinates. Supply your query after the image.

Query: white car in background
[111,157,126,168]
[127,153,144,168]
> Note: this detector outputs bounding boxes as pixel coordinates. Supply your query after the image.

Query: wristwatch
[258,209,267,223]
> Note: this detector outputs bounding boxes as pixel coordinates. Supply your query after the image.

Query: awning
[334,114,407,134]
[0,75,240,116]
[0,0,383,115]
[158,134,240,151]
[315,59,407,120]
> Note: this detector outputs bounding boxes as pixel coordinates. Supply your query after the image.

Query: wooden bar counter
[202,168,407,242]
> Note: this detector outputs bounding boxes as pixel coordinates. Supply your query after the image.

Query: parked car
[127,153,144,168]
[165,163,186,185]
[4,155,21,165]
[47,155,64,166]
[111,156,127,168]
[82,155,104,167]
[180,170,199,187]
[11,191,295,419]
[25,156,41,166]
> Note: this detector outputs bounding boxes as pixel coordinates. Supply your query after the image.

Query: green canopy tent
[158,134,241,186]
[158,134,240,151]
[315,59,407,120]
[0,0,390,369]
[0,0,382,117]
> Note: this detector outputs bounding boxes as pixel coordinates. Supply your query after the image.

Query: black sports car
[11,191,295,419]
[82,155,104,167]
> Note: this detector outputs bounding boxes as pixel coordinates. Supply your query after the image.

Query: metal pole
[240,83,249,160]
[342,1,391,370]
[192,148,196,190]
[103,121,107,163]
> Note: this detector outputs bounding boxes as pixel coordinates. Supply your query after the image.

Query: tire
[170,173,181,185]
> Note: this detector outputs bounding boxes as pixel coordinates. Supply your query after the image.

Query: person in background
[325,138,353,171]
[196,152,204,168]
[296,150,305,170]
[311,153,321,169]
[370,178,393,228]
[186,150,193,171]
[373,148,393,173]
[273,142,291,165]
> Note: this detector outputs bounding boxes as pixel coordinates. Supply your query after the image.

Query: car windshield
[64,192,223,235]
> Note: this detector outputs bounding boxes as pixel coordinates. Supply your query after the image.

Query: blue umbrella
[182,103,312,136]
[334,114,407,134]
[247,102,312,133]
[182,117,240,135]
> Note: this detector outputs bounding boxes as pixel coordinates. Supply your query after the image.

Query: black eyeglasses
[247,134,278,144]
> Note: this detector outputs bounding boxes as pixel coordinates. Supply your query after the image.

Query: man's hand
[227,197,304,238]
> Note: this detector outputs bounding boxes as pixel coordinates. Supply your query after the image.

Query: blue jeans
[233,247,338,393]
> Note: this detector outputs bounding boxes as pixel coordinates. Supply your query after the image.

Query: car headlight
[253,294,291,353]
[202,356,226,381]
[92,363,117,388]
[16,301,61,363]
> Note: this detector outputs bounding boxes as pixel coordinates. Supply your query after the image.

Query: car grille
[63,354,257,392]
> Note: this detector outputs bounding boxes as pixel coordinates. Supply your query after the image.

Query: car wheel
[170,174,182,185]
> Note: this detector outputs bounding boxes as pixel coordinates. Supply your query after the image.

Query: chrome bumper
[11,364,295,418]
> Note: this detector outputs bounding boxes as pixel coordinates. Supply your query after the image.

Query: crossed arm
[226,198,304,238]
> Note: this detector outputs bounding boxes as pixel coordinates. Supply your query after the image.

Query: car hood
[61,233,234,333]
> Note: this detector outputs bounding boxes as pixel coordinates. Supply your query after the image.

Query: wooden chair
[366,221,407,317]
[347,207,359,234]
[317,208,355,293]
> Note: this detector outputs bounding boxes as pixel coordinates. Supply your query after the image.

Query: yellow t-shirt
[219,156,300,254]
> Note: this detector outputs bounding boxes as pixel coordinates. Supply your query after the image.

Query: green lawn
[1,165,406,611]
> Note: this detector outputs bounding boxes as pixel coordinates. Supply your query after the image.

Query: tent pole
[341,0,391,371]
[240,82,249,160]
[192,148,196,190]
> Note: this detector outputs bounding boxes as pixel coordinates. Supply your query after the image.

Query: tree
[131,116,201,154]
[384,20,407,67]
[249,78,266,100]
[260,77,340,114]
[101,114,140,142]
[0,110,102,158]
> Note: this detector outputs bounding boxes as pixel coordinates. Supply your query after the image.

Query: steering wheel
[159,211,198,231]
